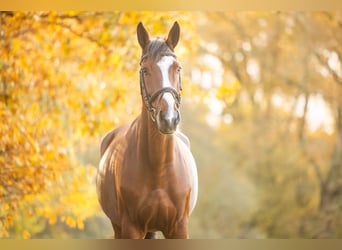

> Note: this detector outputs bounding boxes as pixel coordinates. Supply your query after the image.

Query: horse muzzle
[156,109,180,134]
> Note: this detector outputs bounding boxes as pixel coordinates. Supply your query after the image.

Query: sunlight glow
[294,94,334,134]
[246,59,260,83]
[192,50,335,134]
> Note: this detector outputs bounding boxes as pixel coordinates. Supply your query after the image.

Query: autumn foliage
[0,11,199,238]
[1,11,342,238]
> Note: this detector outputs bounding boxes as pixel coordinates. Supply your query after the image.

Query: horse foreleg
[120,226,145,239]
[111,221,122,239]
[163,220,189,239]
[111,221,144,239]
[118,216,146,239]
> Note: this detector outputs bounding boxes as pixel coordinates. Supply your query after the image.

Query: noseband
[139,52,182,122]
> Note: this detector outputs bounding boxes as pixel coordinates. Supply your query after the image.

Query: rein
[139,52,182,122]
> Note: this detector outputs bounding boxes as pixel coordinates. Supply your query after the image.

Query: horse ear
[137,22,150,50]
[166,21,180,51]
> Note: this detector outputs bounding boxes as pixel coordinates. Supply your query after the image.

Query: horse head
[137,22,182,134]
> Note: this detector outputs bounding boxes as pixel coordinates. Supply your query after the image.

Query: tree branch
[314,51,342,86]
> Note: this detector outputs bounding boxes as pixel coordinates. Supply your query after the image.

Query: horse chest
[120,166,190,228]
[139,188,177,228]
[121,166,189,204]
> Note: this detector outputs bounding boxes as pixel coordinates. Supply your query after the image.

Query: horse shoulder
[175,130,190,148]
[175,131,198,215]
[100,124,130,157]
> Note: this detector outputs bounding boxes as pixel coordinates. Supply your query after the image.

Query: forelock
[145,38,171,61]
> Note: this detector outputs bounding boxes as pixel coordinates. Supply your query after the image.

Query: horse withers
[97,21,198,239]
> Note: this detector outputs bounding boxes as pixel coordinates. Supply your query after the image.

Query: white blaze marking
[157,56,176,117]
[157,56,174,88]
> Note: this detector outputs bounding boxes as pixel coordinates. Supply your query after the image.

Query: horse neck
[138,106,175,166]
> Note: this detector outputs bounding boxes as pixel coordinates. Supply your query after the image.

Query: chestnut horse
[97,22,198,239]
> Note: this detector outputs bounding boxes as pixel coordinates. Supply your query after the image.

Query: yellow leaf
[216,80,241,104]
[11,38,21,54]
[45,150,55,161]
[77,217,84,230]
[1,228,9,238]
[22,230,30,239]
[48,214,57,225]
[4,203,10,210]
[6,214,14,226]
[31,102,39,115]
[66,216,76,228]
[35,207,43,215]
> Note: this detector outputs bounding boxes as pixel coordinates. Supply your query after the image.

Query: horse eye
[177,67,182,73]
[142,68,149,76]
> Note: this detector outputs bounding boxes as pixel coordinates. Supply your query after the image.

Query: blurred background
[0,11,341,238]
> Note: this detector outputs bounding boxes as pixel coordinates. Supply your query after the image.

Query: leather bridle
[139,52,182,122]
